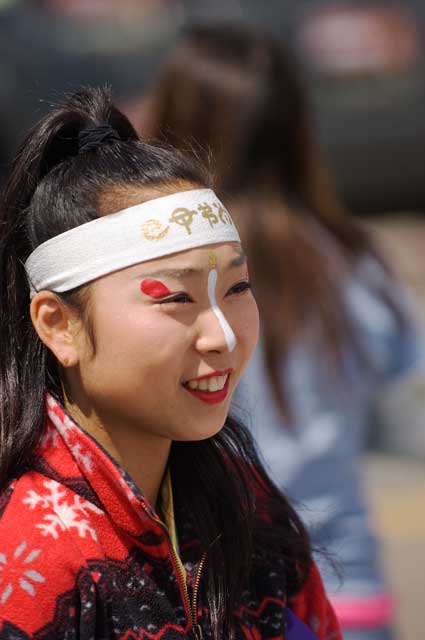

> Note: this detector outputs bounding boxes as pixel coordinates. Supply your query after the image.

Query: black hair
[0,85,206,486]
[0,86,312,638]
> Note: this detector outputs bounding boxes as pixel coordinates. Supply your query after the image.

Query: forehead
[125,242,245,279]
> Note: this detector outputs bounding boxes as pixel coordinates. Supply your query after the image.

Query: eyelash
[227,280,252,296]
[159,292,193,305]
[157,280,252,305]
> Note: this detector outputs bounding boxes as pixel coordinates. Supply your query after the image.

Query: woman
[143,24,418,640]
[0,87,340,639]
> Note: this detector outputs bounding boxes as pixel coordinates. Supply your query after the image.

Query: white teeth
[186,374,228,392]
[208,378,219,392]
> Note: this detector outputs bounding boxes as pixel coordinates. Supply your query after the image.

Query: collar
[37,393,171,541]
[158,468,179,554]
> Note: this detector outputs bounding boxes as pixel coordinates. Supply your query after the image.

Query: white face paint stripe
[207,269,237,353]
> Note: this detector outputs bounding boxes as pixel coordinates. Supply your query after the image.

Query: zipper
[141,503,206,638]
[190,624,203,640]
[169,542,206,639]
[190,552,207,638]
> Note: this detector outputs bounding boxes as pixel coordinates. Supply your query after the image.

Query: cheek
[232,298,259,357]
[92,308,187,369]
[98,310,145,343]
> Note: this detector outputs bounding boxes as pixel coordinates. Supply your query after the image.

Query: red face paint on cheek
[140,279,171,299]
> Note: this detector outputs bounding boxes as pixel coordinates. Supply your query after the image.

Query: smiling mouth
[183,369,233,404]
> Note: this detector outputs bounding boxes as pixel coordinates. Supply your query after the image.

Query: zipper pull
[191,624,203,639]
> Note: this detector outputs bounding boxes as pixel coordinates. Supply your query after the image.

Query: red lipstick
[184,369,233,405]
[187,368,233,382]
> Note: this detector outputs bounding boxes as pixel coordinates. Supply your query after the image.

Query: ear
[30,291,82,368]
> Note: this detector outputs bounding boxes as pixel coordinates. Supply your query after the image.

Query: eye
[158,292,194,305]
[226,280,252,297]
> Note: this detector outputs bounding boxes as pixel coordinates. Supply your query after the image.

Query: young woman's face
[73,242,259,441]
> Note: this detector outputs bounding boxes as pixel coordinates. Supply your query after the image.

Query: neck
[63,394,171,507]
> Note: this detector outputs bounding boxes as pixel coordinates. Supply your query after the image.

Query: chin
[172,417,227,442]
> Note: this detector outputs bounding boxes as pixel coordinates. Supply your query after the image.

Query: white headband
[25,189,240,298]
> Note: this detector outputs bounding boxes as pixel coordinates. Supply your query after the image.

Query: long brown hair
[143,23,401,418]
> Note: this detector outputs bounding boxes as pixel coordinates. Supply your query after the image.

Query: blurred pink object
[39,0,168,19]
[331,593,395,628]
[297,3,422,75]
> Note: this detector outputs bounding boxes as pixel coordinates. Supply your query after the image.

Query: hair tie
[78,124,121,154]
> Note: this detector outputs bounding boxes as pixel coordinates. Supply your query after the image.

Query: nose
[195,306,235,354]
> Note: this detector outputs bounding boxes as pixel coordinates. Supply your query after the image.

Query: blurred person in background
[141,24,420,640]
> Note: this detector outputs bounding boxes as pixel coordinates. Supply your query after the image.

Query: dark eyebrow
[137,250,247,280]
[229,251,247,268]
[136,267,202,280]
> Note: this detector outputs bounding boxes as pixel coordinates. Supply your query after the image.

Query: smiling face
[66,242,259,443]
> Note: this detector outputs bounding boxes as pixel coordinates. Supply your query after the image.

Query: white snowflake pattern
[38,421,59,451]
[0,541,45,604]
[46,395,94,473]
[119,477,137,504]
[23,479,103,540]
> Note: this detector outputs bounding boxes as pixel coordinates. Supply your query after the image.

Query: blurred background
[3,0,425,215]
[1,1,424,637]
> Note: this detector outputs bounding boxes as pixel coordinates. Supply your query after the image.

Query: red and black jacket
[0,394,341,639]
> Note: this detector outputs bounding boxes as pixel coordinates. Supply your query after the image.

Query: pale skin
[30,239,259,507]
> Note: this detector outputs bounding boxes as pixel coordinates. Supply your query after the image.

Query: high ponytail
[0,86,206,488]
